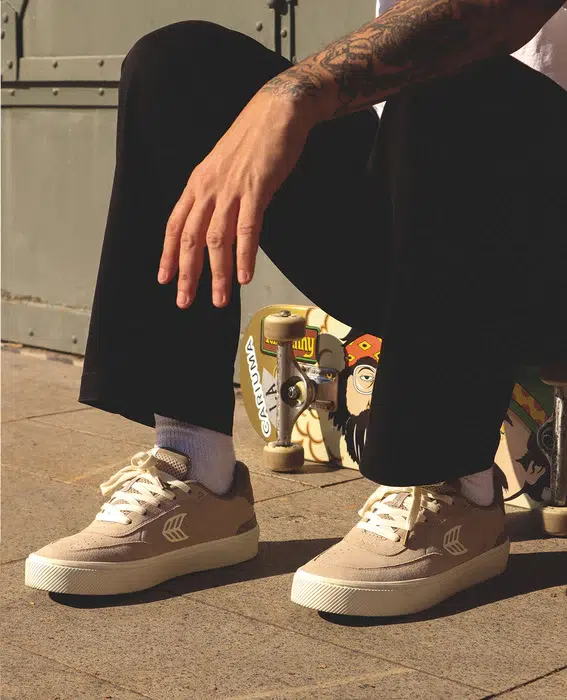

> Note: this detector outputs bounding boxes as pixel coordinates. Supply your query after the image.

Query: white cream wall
[513,5,567,91]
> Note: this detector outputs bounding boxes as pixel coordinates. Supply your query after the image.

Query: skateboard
[239,304,555,509]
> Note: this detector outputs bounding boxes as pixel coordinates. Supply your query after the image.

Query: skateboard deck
[240,304,554,509]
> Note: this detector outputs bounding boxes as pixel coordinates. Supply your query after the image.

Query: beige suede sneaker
[25,447,258,595]
[291,479,509,617]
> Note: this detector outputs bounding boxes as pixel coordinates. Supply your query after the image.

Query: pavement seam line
[2,641,156,699]
[3,457,313,503]
[1,344,84,366]
[247,467,325,488]
[2,556,27,565]
[247,467,362,489]
[253,488,316,504]
[319,475,365,488]
[480,664,567,699]
[2,462,102,494]
[224,666,414,700]
[2,407,93,425]
[29,416,153,447]
[164,592,490,695]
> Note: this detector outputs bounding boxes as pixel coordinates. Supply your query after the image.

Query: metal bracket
[1,1,18,81]
[267,0,297,61]
[303,365,338,412]
[275,340,313,446]
[287,0,297,64]
[18,55,123,82]
[267,0,288,15]
[1,85,119,107]
[274,340,338,447]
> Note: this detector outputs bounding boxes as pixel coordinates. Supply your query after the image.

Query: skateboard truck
[262,310,338,472]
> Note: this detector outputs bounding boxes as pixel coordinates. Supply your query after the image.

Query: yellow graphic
[512,384,546,426]
[263,334,316,360]
[293,308,358,469]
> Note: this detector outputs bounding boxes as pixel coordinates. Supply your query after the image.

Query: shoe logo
[443,525,468,556]
[162,513,189,543]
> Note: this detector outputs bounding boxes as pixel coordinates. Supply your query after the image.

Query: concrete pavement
[1,347,566,700]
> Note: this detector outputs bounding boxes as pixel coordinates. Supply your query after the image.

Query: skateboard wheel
[263,312,306,343]
[540,505,567,537]
[263,442,304,473]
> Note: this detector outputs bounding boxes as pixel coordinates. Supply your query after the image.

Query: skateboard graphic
[240,305,555,509]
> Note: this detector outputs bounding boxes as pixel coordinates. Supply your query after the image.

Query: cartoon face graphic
[346,364,375,416]
[330,331,382,465]
[495,409,550,503]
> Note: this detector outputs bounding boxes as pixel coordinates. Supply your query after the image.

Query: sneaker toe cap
[299,541,431,583]
[299,542,369,581]
[33,533,140,563]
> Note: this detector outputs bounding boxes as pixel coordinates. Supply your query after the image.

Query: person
[25,0,566,617]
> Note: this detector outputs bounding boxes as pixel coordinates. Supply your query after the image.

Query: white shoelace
[96,451,191,525]
[357,486,454,544]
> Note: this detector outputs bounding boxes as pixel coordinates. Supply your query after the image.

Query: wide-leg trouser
[79,21,567,486]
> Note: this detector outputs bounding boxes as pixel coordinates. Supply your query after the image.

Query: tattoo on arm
[261,0,564,118]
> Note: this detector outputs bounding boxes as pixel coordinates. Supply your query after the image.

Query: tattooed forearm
[261,0,564,119]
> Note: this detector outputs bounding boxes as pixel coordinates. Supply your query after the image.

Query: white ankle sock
[459,466,495,506]
[154,415,235,495]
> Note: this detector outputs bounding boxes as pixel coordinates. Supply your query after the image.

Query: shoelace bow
[96,451,190,525]
[357,485,454,544]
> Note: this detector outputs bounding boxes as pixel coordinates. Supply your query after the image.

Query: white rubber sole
[25,525,260,596]
[291,540,510,617]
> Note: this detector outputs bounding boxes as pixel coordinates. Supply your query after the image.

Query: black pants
[79,21,567,486]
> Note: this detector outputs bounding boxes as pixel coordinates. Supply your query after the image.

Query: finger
[177,200,214,308]
[207,199,239,308]
[159,186,195,284]
[236,197,263,285]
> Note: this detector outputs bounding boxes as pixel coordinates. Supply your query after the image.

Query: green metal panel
[3,1,374,363]
[23,0,274,64]
[1,107,117,353]
[19,55,125,82]
[2,85,119,107]
[1,1,19,80]
[2,1,277,356]
[293,0,374,61]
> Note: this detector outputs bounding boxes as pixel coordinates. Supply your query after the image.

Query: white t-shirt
[375,1,567,94]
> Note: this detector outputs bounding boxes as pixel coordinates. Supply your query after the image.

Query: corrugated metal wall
[1,0,373,362]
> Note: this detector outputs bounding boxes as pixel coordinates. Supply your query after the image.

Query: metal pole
[276,342,293,446]
[549,387,567,506]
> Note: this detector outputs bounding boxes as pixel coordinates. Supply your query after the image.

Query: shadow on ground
[504,508,563,542]
[48,537,340,608]
[48,540,566,628]
[320,550,567,626]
